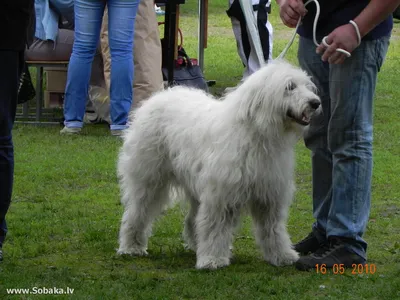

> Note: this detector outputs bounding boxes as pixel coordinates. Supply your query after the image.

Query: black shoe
[0,248,3,261]
[294,231,322,255]
[295,238,366,271]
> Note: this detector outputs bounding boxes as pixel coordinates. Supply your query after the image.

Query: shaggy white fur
[117,60,321,270]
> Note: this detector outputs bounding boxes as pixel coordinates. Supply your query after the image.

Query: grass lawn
[1,1,400,299]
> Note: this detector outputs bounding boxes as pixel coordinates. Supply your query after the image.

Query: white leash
[277,0,361,59]
[239,0,267,67]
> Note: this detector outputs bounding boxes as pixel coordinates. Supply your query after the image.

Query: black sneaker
[295,238,366,271]
[294,231,322,255]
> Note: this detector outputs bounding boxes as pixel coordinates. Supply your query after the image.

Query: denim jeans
[0,50,24,247]
[298,35,390,259]
[64,0,139,131]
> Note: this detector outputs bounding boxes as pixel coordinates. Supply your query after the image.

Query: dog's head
[234,60,321,131]
[281,70,321,127]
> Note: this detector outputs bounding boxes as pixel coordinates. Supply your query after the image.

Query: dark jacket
[298,0,393,41]
[0,0,36,51]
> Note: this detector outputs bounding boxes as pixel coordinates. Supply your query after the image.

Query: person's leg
[132,0,163,109]
[107,0,139,132]
[100,7,111,92]
[101,0,163,111]
[228,0,273,79]
[248,0,273,71]
[228,0,253,79]
[25,29,74,62]
[295,36,390,270]
[327,36,390,259]
[229,15,249,78]
[0,50,24,255]
[62,0,105,131]
[297,36,331,246]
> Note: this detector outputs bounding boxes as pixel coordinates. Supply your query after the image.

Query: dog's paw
[265,248,299,266]
[196,256,230,270]
[117,246,148,257]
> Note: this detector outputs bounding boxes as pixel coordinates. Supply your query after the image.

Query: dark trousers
[0,50,24,247]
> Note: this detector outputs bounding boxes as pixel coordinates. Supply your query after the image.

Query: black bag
[162,47,209,92]
[159,22,209,92]
[18,62,36,104]
[394,6,400,20]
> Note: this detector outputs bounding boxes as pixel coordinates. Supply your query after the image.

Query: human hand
[316,23,360,64]
[277,0,307,28]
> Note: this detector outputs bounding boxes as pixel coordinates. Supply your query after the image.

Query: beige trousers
[100,0,163,109]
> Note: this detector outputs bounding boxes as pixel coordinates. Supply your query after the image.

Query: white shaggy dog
[117,60,320,270]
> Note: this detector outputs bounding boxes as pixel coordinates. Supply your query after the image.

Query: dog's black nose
[309,99,321,110]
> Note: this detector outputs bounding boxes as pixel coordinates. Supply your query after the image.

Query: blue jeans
[298,36,390,259]
[64,0,139,131]
[0,50,24,247]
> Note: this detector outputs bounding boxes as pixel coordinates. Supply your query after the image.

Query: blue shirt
[298,0,393,41]
[34,0,74,41]
[35,0,59,41]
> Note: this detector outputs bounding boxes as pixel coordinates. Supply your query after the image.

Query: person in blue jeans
[60,0,139,136]
[0,0,35,262]
[276,0,399,270]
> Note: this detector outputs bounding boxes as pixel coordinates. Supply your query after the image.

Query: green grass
[1,1,400,299]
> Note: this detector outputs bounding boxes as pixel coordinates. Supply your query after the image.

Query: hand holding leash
[277,0,362,63]
[277,0,307,28]
[317,21,362,64]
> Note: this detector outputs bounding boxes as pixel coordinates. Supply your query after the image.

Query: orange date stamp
[315,263,377,275]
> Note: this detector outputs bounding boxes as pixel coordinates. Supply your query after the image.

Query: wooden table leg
[198,0,208,71]
[164,2,179,86]
[35,66,43,122]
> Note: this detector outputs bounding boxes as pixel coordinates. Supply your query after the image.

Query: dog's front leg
[250,199,299,266]
[195,202,237,270]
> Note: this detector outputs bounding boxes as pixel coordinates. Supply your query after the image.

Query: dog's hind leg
[250,199,299,266]
[183,194,199,252]
[117,182,170,256]
[195,201,239,270]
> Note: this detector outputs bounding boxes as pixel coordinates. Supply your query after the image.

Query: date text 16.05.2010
[315,264,376,275]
